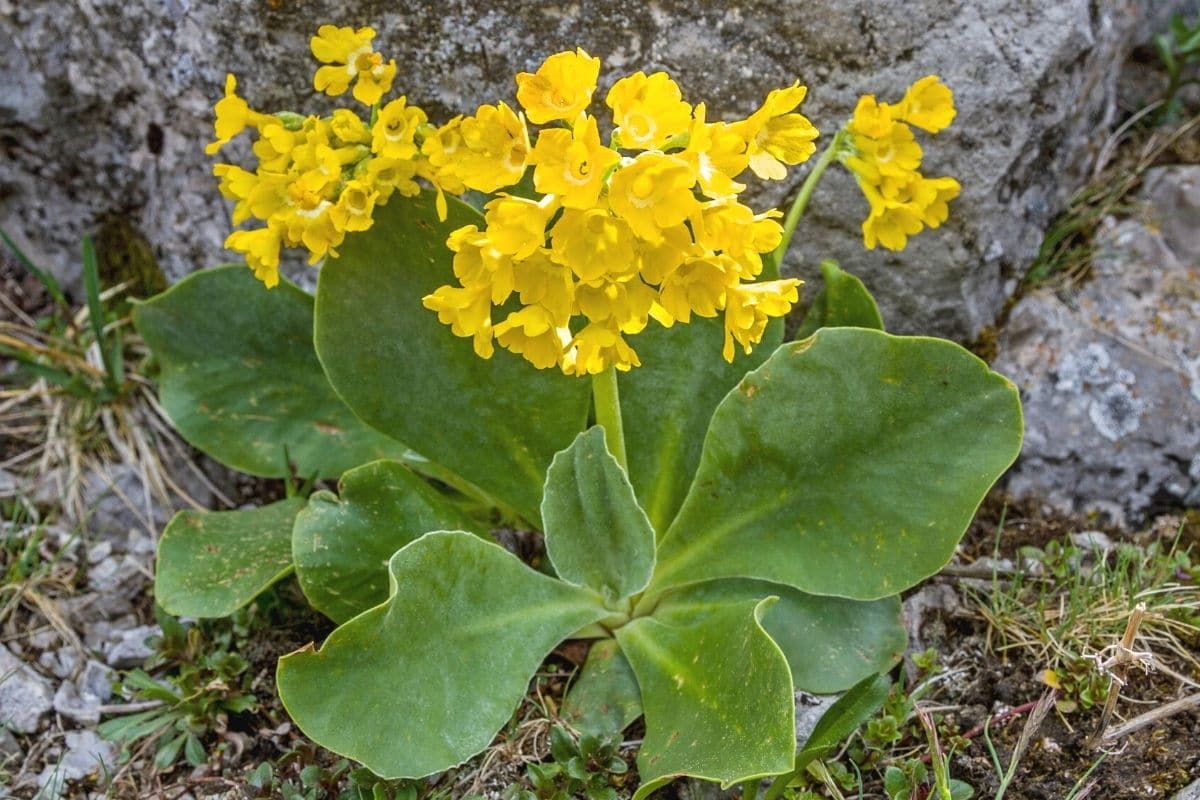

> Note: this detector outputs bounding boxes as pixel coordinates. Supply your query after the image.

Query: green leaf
[542,428,655,601]
[794,673,891,773]
[794,261,885,339]
[132,265,407,478]
[277,531,610,779]
[314,192,590,524]
[616,599,795,799]
[292,459,484,624]
[155,497,304,618]
[647,328,1023,601]
[619,317,778,536]
[652,580,905,693]
[561,638,643,739]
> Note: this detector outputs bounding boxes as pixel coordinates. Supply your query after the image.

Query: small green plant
[98,613,258,770]
[245,755,417,800]
[1153,13,1200,125]
[514,727,628,800]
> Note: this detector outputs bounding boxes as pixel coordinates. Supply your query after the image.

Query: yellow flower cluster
[839,76,960,252]
[208,25,438,287]
[422,49,811,376]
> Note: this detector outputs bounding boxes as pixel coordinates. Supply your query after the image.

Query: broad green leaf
[292,460,485,624]
[794,673,890,772]
[132,266,406,478]
[155,498,304,618]
[619,317,778,536]
[561,638,643,739]
[648,328,1023,601]
[277,532,610,779]
[314,192,590,523]
[616,599,795,799]
[794,261,885,339]
[652,579,905,693]
[542,428,655,601]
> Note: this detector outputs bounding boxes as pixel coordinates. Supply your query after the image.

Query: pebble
[0,644,53,734]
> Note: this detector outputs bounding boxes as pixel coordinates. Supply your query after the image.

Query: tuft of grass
[0,229,224,528]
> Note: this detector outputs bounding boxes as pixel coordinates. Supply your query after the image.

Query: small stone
[60,730,118,779]
[38,646,80,679]
[86,540,113,565]
[104,624,160,668]
[1173,777,1200,800]
[0,645,53,734]
[0,468,17,497]
[52,660,114,725]
[795,691,841,745]
[1070,531,1115,552]
[0,727,21,760]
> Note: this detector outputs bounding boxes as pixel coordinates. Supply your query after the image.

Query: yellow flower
[606,72,692,150]
[455,102,531,193]
[736,82,818,180]
[722,280,800,361]
[225,225,283,288]
[916,175,961,228]
[529,115,620,209]
[691,199,782,278]
[859,181,924,252]
[371,97,427,160]
[252,122,299,172]
[896,76,955,133]
[329,179,379,233]
[213,165,289,225]
[515,48,601,124]
[657,254,734,323]
[330,109,372,146]
[206,74,272,155]
[563,323,640,376]
[550,208,637,282]
[311,24,397,107]
[278,184,345,264]
[364,157,420,203]
[682,104,749,198]
[513,250,575,325]
[847,95,896,139]
[847,123,922,182]
[575,278,657,334]
[420,116,468,193]
[494,306,567,369]
[445,225,515,304]
[483,195,558,260]
[633,224,694,285]
[422,284,495,359]
[608,152,698,243]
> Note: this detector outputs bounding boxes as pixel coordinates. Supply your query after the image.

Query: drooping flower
[736,82,819,180]
[896,75,956,133]
[206,74,273,155]
[454,103,531,193]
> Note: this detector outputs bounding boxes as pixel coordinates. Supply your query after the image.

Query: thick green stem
[742,779,761,800]
[591,366,628,471]
[762,769,797,800]
[771,129,847,270]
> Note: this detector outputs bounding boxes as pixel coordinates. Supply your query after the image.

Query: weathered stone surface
[0,1,1196,338]
[0,644,53,734]
[994,166,1200,525]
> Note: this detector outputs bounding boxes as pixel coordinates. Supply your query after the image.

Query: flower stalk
[591,366,628,471]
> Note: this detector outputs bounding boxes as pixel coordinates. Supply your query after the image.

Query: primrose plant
[135,27,1022,799]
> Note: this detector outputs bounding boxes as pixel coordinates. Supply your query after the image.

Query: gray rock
[0,726,21,761]
[35,731,118,797]
[103,624,161,668]
[0,645,53,734]
[52,660,115,725]
[1069,531,1115,553]
[1174,777,1200,800]
[994,166,1200,525]
[795,691,841,746]
[39,646,80,680]
[1,1,1197,340]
